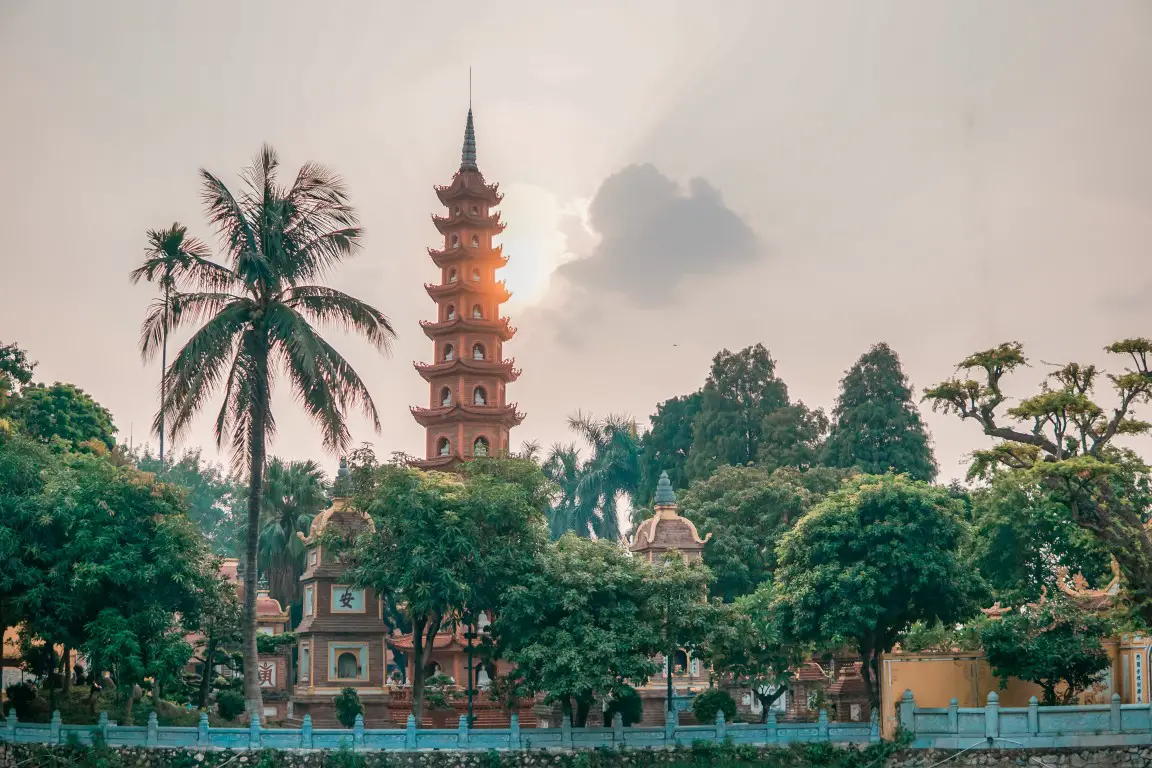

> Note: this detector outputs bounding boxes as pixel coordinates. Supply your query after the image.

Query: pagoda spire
[460,109,478,172]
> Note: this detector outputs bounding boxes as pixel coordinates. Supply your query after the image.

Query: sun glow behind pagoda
[410,109,525,469]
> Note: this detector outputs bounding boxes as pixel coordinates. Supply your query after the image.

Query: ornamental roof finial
[655,470,676,506]
[460,108,478,172]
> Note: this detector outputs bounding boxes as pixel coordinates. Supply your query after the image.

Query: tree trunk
[859,648,880,714]
[62,647,72,694]
[756,686,787,723]
[411,615,429,724]
[199,637,218,710]
[242,389,268,718]
[575,697,592,728]
[160,284,168,463]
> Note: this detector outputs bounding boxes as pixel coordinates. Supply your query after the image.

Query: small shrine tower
[411,108,524,469]
[289,462,390,726]
[630,471,711,562]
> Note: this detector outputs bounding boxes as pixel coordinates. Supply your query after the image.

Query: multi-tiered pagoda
[411,109,523,468]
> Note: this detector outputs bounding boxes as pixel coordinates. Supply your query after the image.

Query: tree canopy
[823,343,937,481]
[9,382,117,450]
[773,473,982,708]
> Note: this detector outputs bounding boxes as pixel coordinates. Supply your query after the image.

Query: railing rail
[0,708,880,751]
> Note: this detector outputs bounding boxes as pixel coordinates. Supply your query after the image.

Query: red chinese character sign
[259,662,276,688]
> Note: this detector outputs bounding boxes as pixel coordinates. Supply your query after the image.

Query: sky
[1,1,1151,485]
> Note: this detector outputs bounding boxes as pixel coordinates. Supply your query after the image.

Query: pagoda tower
[411,109,524,469]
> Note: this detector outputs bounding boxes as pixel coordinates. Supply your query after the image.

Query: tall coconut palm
[130,224,215,462]
[566,412,643,540]
[541,442,592,539]
[135,145,396,715]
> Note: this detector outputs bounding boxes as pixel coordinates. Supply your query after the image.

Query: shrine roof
[298,497,375,546]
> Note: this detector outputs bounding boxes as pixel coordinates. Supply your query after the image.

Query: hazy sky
[2,1,1151,485]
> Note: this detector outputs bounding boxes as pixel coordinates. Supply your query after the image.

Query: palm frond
[284,285,396,354]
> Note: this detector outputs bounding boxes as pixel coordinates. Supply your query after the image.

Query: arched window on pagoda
[440,387,452,407]
[473,437,490,457]
[470,205,479,216]
[472,343,485,360]
[448,269,457,283]
[445,304,456,321]
[471,235,480,248]
[473,386,487,406]
[471,268,481,282]
[673,650,688,674]
[451,234,459,247]
[453,206,461,216]
[472,304,483,319]
[437,437,451,456]
[443,344,455,361]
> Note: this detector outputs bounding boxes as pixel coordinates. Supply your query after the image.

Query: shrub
[692,688,737,724]
[3,682,37,718]
[603,685,643,727]
[334,687,364,728]
[216,690,245,721]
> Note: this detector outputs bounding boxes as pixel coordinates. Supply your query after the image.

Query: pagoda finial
[460,108,478,172]
[654,471,676,506]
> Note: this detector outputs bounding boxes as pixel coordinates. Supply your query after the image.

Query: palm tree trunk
[242,377,268,718]
[160,283,168,463]
[199,637,217,710]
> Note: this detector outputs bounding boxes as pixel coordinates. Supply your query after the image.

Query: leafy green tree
[981,598,1113,705]
[773,474,982,709]
[10,382,117,449]
[345,460,547,722]
[648,552,715,712]
[924,340,1152,627]
[137,146,396,714]
[0,431,50,657]
[259,458,328,610]
[189,572,242,710]
[638,392,702,507]
[691,688,736,725]
[757,402,829,473]
[135,447,241,556]
[965,472,1113,606]
[130,223,216,462]
[703,583,805,720]
[0,340,35,420]
[687,344,791,479]
[675,465,848,602]
[491,535,660,726]
[334,687,364,728]
[823,343,937,481]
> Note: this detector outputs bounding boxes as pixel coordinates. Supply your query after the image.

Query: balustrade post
[50,710,62,745]
[302,714,314,749]
[984,692,999,740]
[146,712,158,747]
[354,714,365,749]
[509,713,521,750]
[197,712,209,746]
[817,708,829,741]
[1027,697,1039,735]
[249,712,261,749]
[716,710,727,741]
[948,698,959,734]
[458,714,469,748]
[561,714,573,749]
[899,690,915,734]
[612,712,624,744]
[5,710,16,742]
[664,707,677,745]
[405,714,417,750]
[98,712,110,744]
[766,709,778,742]
[1111,693,1123,733]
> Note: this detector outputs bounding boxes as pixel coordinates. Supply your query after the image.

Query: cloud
[554,164,762,305]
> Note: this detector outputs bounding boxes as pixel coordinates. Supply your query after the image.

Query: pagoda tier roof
[421,316,516,341]
[408,454,463,471]
[428,244,508,269]
[432,210,506,236]
[414,357,521,383]
[388,628,473,653]
[425,280,512,304]
[434,170,502,206]
[410,402,525,428]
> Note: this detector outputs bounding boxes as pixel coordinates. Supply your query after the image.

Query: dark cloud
[556,164,762,305]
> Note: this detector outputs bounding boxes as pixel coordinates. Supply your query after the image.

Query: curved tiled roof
[298,497,375,546]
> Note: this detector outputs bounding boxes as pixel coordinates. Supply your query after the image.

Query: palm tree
[130,224,215,462]
[563,412,643,540]
[135,145,396,715]
[258,458,328,612]
[541,442,592,539]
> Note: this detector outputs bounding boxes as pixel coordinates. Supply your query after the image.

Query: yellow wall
[879,639,1142,738]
